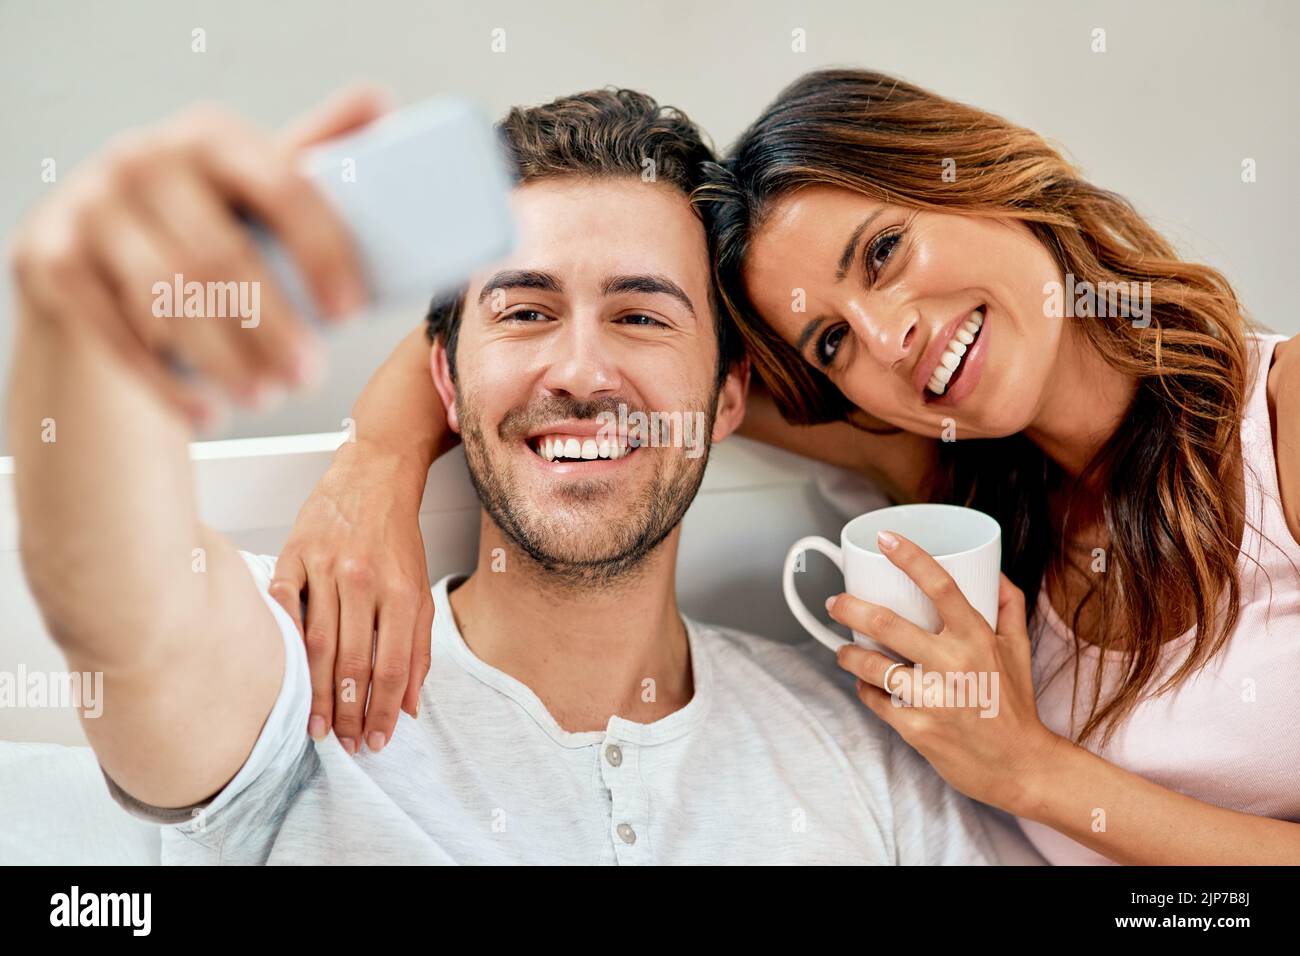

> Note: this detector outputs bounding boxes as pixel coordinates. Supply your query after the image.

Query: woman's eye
[866,231,901,276]
[816,324,849,366]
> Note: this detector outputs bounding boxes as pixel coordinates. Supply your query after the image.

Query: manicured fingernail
[340,736,356,756]
[367,731,386,753]
[825,596,837,614]
[877,530,900,551]
[308,714,326,740]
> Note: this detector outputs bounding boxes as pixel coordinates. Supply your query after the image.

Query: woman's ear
[430,339,461,435]
[711,355,751,443]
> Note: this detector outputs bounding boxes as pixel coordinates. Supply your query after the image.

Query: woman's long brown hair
[699,69,1262,747]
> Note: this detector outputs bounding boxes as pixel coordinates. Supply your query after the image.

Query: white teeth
[925,308,984,397]
[534,434,633,462]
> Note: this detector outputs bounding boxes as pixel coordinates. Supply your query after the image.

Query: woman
[271,71,1300,864]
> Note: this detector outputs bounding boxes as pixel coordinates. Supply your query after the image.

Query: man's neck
[446,514,693,733]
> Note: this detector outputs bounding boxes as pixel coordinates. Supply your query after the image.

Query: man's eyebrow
[601,273,696,317]
[478,270,562,303]
[835,210,884,281]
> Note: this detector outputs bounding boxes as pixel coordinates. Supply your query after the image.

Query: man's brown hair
[426,88,741,385]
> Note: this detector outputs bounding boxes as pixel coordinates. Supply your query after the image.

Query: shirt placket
[599,733,650,864]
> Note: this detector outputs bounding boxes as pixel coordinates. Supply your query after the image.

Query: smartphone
[251,95,516,321]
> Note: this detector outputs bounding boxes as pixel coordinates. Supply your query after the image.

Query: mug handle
[782,536,850,652]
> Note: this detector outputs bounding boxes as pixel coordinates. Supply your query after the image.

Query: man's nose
[842,293,919,369]
[538,319,621,400]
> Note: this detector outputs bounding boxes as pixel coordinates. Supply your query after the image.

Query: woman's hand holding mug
[782,504,1066,812]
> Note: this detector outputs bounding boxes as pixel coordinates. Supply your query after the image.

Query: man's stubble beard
[457,388,715,590]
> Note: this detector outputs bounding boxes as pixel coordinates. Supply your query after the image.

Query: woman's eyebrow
[797,315,827,354]
[835,210,884,280]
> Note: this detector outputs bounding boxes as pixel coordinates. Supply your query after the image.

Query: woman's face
[744,186,1067,439]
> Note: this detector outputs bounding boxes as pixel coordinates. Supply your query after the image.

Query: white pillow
[0,741,160,865]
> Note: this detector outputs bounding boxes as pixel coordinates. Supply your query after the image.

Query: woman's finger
[268,554,307,636]
[362,594,417,752]
[333,566,376,755]
[300,564,340,742]
[826,593,930,662]
[403,596,434,719]
[996,574,1030,639]
[837,645,917,705]
[854,678,923,730]
[875,530,987,634]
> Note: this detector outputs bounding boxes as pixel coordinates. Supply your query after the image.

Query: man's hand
[270,440,435,755]
[11,88,384,425]
[7,88,387,809]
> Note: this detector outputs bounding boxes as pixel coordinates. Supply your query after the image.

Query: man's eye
[505,309,549,322]
[816,324,849,366]
[619,314,665,327]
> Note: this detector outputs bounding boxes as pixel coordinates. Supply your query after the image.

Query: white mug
[782,504,1002,652]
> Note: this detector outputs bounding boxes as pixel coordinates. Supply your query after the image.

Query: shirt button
[616,823,637,845]
[605,744,623,767]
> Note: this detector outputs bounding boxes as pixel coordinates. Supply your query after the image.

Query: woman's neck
[1023,324,1138,479]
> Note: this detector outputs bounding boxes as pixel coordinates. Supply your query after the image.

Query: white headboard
[1,433,865,745]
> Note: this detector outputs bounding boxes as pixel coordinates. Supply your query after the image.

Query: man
[10,87,999,863]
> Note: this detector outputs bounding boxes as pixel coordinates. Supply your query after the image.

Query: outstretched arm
[9,91,379,808]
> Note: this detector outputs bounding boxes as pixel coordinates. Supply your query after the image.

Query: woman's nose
[843,296,918,369]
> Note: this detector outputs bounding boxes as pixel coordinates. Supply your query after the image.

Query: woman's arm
[738,378,937,504]
[830,531,1300,865]
[1013,736,1300,865]
[270,324,458,755]
[1268,334,1299,543]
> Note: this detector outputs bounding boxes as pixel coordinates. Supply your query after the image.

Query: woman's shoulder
[1263,333,1299,543]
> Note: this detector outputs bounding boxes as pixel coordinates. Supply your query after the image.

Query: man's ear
[430,339,462,435]
[710,355,750,443]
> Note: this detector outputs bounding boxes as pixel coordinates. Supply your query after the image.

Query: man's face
[432,176,743,583]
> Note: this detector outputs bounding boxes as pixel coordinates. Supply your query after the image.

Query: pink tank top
[1017,333,1300,864]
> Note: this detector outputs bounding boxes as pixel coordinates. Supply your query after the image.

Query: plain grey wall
[1,0,1295,452]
